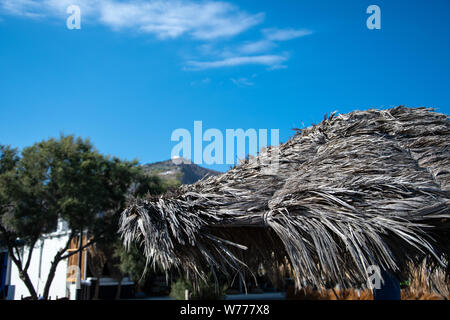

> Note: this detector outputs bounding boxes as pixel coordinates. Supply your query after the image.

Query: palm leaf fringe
[120,106,450,291]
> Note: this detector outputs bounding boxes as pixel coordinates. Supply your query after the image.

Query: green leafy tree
[84,162,167,299]
[0,145,42,297]
[170,274,228,300]
[0,136,147,299]
[114,242,148,286]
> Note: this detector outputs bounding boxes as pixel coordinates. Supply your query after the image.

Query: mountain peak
[143,159,221,185]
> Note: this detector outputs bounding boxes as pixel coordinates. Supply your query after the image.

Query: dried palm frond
[120,106,450,291]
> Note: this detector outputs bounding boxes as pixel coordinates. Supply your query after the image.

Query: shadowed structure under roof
[119,107,449,291]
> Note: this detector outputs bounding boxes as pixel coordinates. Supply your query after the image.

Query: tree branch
[23,238,38,273]
[61,232,76,255]
[60,236,97,260]
[5,243,22,270]
[14,245,23,266]
[0,224,23,269]
[0,224,37,298]
[41,232,76,299]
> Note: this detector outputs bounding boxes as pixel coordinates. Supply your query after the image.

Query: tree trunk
[40,232,97,300]
[42,255,62,300]
[43,238,96,300]
[19,270,38,299]
[115,278,123,300]
[4,241,38,299]
[42,233,77,299]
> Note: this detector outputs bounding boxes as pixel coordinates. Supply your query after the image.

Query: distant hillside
[143,159,221,185]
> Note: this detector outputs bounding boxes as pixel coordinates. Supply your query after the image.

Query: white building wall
[10,231,71,300]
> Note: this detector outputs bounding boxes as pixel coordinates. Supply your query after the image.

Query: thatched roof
[120,107,449,290]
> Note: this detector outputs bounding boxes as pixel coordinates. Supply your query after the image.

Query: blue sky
[0,0,449,172]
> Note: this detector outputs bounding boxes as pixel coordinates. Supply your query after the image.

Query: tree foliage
[0,135,164,299]
[169,274,227,300]
[114,242,148,286]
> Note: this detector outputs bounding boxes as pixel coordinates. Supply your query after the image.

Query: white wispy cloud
[0,0,43,18]
[231,77,254,87]
[0,0,264,39]
[0,0,98,18]
[262,28,312,41]
[238,40,275,55]
[185,55,288,70]
[0,1,312,72]
[99,1,264,39]
[190,77,211,86]
[190,27,312,70]
[231,28,312,56]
